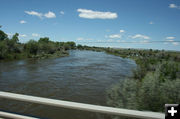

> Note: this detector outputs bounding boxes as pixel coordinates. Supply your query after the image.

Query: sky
[0,0,180,51]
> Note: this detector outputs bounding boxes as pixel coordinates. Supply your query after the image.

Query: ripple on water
[0,50,136,119]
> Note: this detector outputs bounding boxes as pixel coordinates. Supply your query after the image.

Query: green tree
[0,30,8,41]
[38,37,49,43]
[25,40,38,55]
[11,33,19,43]
[0,40,8,59]
[66,42,76,49]
[77,44,83,49]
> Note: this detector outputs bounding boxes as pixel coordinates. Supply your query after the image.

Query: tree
[0,30,8,41]
[11,33,19,43]
[0,40,8,59]
[77,44,83,49]
[25,40,38,55]
[66,42,76,49]
[38,37,49,43]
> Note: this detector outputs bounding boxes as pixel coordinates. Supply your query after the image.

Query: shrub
[107,61,180,113]
[107,79,138,110]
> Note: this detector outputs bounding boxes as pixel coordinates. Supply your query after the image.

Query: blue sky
[0,0,180,51]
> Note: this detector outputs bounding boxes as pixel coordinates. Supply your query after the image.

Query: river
[0,50,136,119]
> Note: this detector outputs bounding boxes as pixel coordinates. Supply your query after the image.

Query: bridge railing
[0,91,164,119]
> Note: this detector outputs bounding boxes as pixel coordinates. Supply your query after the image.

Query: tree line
[0,29,76,60]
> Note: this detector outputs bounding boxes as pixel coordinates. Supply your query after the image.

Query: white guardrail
[0,91,164,119]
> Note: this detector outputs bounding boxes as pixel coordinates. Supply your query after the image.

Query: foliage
[25,40,38,55]
[0,30,8,41]
[0,29,76,60]
[107,60,180,116]
[107,79,138,110]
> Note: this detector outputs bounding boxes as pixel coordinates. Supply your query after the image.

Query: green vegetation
[0,29,76,60]
[106,48,180,116]
[76,45,180,115]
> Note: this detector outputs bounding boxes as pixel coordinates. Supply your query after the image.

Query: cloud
[107,39,114,42]
[77,9,118,19]
[19,34,27,37]
[120,30,125,33]
[166,36,175,40]
[139,40,150,44]
[169,4,180,9]
[164,42,169,45]
[108,34,121,39]
[76,37,93,41]
[60,11,64,15]
[32,33,40,37]
[149,21,154,24]
[7,33,13,37]
[172,42,179,46]
[25,11,43,18]
[77,37,84,41]
[166,40,174,42]
[44,11,56,18]
[131,34,150,40]
[25,11,56,19]
[20,20,27,24]
[7,33,27,38]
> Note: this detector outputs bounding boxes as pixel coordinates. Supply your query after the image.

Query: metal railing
[0,91,164,119]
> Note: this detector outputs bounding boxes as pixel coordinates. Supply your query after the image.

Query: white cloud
[108,34,121,39]
[20,20,27,24]
[32,33,40,37]
[166,40,174,42]
[76,37,93,41]
[169,4,177,8]
[44,11,56,18]
[131,34,150,40]
[77,9,118,19]
[19,34,27,37]
[149,21,154,24]
[25,11,43,18]
[120,30,125,33]
[107,39,114,42]
[166,36,175,40]
[169,4,180,9]
[7,33,13,37]
[60,11,64,15]
[86,38,93,40]
[77,37,84,41]
[139,40,150,44]
[7,33,27,38]
[172,42,179,46]
[164,42,169,45]
[25,11,56,19]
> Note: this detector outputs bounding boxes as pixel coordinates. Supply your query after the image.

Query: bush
[138,72,180,112]
[138,72,165,111]
[25,40,38,55]
[107,79,138,110]
[107,61,180,113]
